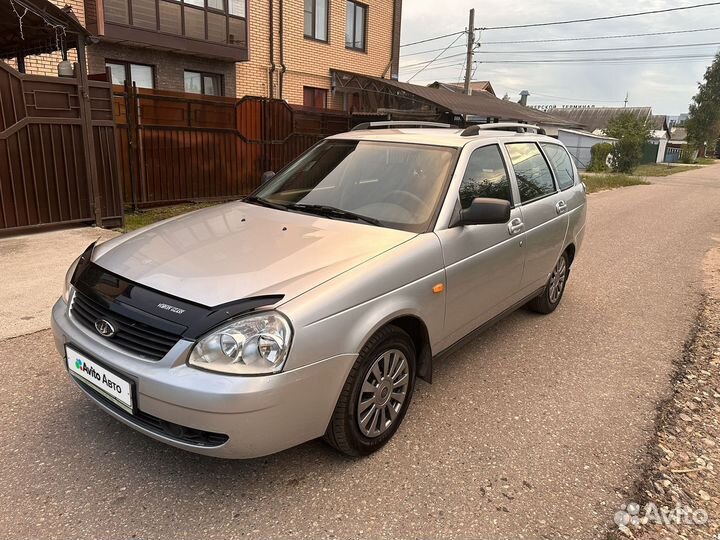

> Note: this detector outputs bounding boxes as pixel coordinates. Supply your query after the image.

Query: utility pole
[464,8,475,96]
[624,92,629,108]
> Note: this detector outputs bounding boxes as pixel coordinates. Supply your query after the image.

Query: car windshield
[253,140,458,233]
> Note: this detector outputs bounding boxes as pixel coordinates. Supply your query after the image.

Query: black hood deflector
[72,243,284,340]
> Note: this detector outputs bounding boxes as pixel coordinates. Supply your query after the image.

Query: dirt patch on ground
[609,244,720,539]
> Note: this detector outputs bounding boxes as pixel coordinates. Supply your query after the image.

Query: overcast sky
[399,0,720,115]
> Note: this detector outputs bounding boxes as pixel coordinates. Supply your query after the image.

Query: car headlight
[62,257,80,304]
[188,311,292,375]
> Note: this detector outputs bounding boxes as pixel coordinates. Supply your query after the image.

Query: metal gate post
[76,34,103,226]
[124,81,140,210]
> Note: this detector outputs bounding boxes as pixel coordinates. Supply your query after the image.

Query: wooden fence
[114,86,352,208]
[0,61,123,233]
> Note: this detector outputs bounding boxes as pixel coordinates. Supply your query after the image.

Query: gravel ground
[610,247,720,540]
[1,164,719,539]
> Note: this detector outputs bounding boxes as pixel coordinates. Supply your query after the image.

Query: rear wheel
[323,325,416,456]
[528,251,569,314]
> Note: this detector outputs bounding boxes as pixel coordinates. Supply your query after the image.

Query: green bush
[605,112,652,173]
[680,145,698,164]
[588,143,614,172]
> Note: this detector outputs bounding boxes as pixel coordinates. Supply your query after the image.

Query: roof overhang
[331,69,582,128]
[0,0,88,59]
[558,128,617,141]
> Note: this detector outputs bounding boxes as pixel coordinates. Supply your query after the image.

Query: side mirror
[452,198,511,227]
[261,171,276,184]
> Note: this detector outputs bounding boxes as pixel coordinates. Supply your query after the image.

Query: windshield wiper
[288,204,381,226]
[242,196,288,211]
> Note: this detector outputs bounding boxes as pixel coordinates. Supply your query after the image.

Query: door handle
[556,200,568,215]
[508,218,524,235]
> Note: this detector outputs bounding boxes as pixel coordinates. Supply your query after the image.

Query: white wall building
[557,129,616,170]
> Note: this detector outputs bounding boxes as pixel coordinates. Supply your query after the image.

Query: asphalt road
[2,164,719,540]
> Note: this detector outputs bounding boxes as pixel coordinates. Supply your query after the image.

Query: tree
[604,112,652,173]
[687,52,720,150]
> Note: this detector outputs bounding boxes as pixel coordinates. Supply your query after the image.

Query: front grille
[73,377,229,448]
[71,291,181,360]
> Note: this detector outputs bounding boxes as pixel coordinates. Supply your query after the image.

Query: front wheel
[323,325,416,457]
[527,251,569,314]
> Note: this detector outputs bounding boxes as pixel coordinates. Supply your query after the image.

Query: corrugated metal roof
[558,128,617,141]
[344,73,580,127]
[540,107,652,133]
[650,115,668,131]
[671,127,688,141]
[429,81,496,96]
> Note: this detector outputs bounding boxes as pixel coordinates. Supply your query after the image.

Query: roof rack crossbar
[461,123,546,137]
[351,121,455,131]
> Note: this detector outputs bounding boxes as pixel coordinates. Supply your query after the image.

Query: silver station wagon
[51,122,586,458]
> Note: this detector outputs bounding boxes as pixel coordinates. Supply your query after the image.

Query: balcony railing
[97,0,248,61]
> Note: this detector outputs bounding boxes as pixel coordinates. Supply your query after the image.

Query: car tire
[323,325,416,457]
[527,251,570,314]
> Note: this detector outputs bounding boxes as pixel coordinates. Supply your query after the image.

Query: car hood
[93,202,416,307]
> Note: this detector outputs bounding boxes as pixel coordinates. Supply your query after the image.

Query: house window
[345,0,367,51]
[184,71,223,96]
[304,0,328,41]
[106,61,155,89]
[228,0,245,16]
[303,86,327,109]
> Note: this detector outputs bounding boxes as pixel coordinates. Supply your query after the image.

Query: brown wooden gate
[0,61,123,233]
[114,87,351,208]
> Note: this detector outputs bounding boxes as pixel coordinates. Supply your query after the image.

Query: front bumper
[51,297,356,458]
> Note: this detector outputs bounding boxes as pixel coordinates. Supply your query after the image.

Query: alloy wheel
[356,349,410,438]
[548,256,567,304]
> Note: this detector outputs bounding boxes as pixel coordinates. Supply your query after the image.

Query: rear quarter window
[505,142,556,203]
[541,143,576,190]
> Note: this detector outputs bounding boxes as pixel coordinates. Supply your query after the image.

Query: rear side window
[458,145,512,209]
[505,143,556,203]
[541,143,575,190]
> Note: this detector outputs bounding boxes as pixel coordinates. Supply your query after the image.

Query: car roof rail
[351,121,456,131]
[461,123,546,136]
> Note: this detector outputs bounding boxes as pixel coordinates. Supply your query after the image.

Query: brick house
[22,0,402,109]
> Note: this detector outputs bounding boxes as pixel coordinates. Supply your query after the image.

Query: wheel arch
[383,315,433,383]
[565,242,576,267]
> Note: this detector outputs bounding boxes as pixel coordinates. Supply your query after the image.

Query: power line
[408,58,711,84]
[406,33,466,82]
[401,51,468,70]
[400,26,720,59]
[402,42,720,69]
[413,61,466,73]
[474,41,720,55]
[410,55,715,82]
[402,43,472,58]
[412,56,714,77]
[480,25,720,45]
[477,2,720,31]
[476,54,717,64]
[404,53,716,77]
[400,30,465,48]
